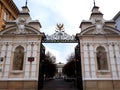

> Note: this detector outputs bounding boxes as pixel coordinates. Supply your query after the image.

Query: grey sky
[14,0,120,63]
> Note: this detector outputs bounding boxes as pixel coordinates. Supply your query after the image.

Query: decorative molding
[16,17,27,34]
[10,70,24,74]
[42,24,77,43]
[0,41,39,46]
[83,78,120,80]
[0,78,38,81]
[94,19,105,34]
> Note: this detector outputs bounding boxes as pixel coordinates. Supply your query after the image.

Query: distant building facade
[113,11,120,30]
[0,0,19,30]
[55,62,64,78]
[77,5,120,90]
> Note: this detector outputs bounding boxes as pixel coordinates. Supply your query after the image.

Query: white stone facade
[78,6,120,90]
[79,6,120,80]
[0,41,41,80]
[0,6,44,82]
[81,41,120,80]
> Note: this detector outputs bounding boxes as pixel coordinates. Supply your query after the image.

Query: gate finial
[93,0,96,6]
[25,0,28,6]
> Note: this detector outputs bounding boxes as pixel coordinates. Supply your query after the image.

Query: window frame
[12,46,25,72]
[96,46,109,72]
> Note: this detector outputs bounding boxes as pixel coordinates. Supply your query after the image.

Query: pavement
[40,79,78,90]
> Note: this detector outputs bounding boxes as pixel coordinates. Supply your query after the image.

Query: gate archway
[38,23,83,90]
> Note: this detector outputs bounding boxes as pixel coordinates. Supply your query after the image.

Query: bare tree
[63,53,75,77]
[43,51,57,78]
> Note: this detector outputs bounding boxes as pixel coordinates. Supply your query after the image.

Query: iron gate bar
[38,24,83,90]
[75,35,83,90]
[38,44,45,89]
[42,39,78,43]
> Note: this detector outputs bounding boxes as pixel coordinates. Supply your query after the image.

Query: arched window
[96,46,108,70]
[13,46,24,70]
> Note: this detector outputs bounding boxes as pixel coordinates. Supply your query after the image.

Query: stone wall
[84,80,120,90]
[0,80,38,90]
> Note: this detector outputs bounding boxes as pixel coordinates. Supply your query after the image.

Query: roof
[0,0,19,17]
[113,11,120,21]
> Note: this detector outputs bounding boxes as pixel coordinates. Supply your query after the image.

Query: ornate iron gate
[38,44,45,89]
[75,43,83,89]
[38,24,83,90]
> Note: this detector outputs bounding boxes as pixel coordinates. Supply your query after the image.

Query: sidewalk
[40,79,78,90]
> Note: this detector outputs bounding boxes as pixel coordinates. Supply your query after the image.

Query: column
[0,43,6,78]
[83,43,90,78]
[114,43,120,77]
[108,43,117,78]
[31,42,37,78]
[24,43,31,78]
[89,44,96,78]
[3,43,12,78]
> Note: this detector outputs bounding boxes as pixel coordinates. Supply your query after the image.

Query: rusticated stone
[0,81,7,89]
[7,81,23,89]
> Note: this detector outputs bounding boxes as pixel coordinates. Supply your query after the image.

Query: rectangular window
[3,10,8,21]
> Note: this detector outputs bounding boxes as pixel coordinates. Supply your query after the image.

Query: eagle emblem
[56,23,64,31]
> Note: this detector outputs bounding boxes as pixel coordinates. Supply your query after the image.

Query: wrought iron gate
[38,24,83,90]
[38,44,45,89]
[75,43,83,90]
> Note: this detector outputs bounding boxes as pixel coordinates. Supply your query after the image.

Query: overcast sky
[14,0,120,63]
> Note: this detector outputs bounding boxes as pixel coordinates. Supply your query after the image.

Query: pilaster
[89,43,96,78]
[108,43,117,78]
[114,43,120,77]
[83,43,90,78]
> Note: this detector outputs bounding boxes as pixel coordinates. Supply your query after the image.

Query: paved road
[41,79,78,90]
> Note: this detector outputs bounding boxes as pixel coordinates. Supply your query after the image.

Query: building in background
[55,62,64,78]
[113,11,120,30]
[0,0,19,31]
